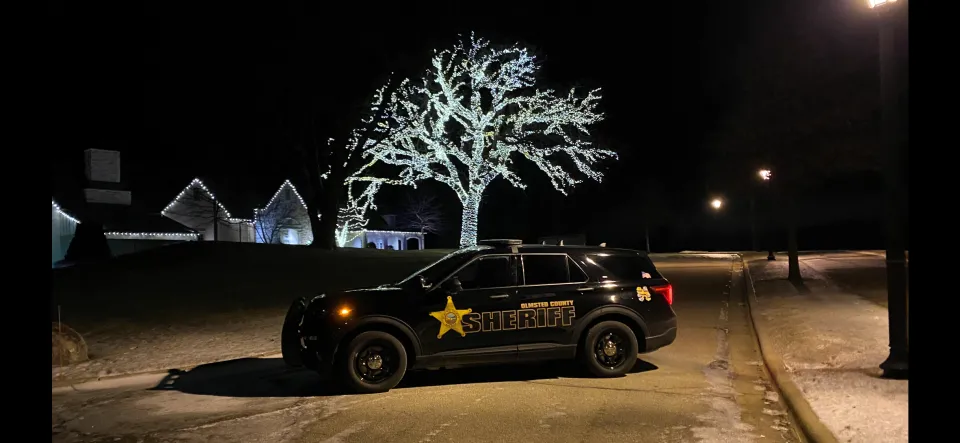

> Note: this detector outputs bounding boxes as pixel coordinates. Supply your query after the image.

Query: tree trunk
[459,193,481,248]
[315,183,340,249]
[786,198,802,282]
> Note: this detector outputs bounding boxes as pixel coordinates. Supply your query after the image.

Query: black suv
[281,240,677,393]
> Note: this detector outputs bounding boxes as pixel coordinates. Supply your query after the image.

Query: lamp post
[870,0,908,379]
[751,169,772,253]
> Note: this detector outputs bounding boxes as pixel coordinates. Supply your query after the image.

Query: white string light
[161,178,236,219]
[52,200,80,224]
[356,33,616,248]
[260,179,308,212]
[104,232,200,240]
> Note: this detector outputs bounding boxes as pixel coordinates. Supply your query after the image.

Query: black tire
[338,331,408,394]
[281,297,309,367]
[581,321,639,377]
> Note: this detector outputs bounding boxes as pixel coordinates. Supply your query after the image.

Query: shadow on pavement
[151,357,658,398]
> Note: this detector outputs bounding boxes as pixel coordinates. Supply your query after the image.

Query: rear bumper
[643,326,677,353]
[642,312,677,353]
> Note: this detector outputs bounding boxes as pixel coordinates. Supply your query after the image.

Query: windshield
[397,246,492,285]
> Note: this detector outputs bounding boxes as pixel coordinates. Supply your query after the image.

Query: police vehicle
[281,239,677,393]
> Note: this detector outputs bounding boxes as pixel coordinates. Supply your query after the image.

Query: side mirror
[419,275,432,290]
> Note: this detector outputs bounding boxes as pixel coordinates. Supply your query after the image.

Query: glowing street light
[710,198,723,210]
[759,169,772,180]
[868,0,897,8]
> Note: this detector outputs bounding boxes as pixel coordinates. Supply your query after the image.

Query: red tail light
[651,284,673,305]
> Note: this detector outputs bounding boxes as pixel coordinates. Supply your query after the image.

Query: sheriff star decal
[636,286,652,302]
[430,296,472,338]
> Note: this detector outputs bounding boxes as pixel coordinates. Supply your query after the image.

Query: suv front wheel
[581,321,639,377]
[339,331,408,393]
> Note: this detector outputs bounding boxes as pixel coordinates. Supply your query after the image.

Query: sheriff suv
[281,239,677,393]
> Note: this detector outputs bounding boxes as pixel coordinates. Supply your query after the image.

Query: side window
[568,257,589,282]
[586,254,660,281]
[456,256,516,290]
[522,255,570,285]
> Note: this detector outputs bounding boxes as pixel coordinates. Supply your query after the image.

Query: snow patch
[749,258,908,443]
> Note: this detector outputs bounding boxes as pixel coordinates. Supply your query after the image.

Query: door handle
[577,287,595,292]
[489,294,510,299]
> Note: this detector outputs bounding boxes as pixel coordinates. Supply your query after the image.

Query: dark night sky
[48,2,886,249]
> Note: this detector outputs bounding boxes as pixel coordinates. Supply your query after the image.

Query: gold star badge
[636,286,652,302]
[430,296,472,339]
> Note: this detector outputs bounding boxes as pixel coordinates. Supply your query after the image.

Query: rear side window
[586,254,661,282]
[523,254,591,285]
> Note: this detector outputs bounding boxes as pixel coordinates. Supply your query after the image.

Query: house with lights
[52,201,80,265]
[342,213,425,250]
[52,199,201,266]
[250,179,424,249]
[254,180,314,245]
[161,178,256,242]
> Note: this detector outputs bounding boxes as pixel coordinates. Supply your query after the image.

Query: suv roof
[478,243,648,256]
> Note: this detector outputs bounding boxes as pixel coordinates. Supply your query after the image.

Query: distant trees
[399,192,445,235]
[705,2,883,282]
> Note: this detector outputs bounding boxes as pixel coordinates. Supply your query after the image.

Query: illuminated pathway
[52,255,799,443]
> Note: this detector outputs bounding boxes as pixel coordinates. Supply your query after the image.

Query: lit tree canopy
[360,34,616,247]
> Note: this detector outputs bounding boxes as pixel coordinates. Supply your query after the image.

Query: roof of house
[161,177,260,222]
[260,179,309,212]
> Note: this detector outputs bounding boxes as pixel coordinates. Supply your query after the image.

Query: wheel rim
[354,342,398,384]
[594,331,628,369]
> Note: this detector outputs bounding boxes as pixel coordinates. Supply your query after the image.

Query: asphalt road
[52,255,799,443]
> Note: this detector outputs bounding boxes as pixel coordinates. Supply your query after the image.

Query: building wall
[254,189,313,245]
[52,204,79,265]
[345,230,425,250]
[163,197,253,242]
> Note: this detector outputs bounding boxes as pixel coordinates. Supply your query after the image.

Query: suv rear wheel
[339,331,408,393]
[581,321,639,377]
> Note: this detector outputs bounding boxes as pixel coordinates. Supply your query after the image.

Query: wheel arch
[335,316,422,368]
[573,307,649,354]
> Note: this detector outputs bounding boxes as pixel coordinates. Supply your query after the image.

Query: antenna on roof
[599,242,606,247]
[557,240,564,246]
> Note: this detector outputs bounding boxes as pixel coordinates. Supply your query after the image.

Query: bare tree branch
[398,192,444,235]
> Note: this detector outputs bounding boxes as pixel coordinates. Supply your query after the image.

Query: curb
[52,352,282,395]
[739,256,839,443]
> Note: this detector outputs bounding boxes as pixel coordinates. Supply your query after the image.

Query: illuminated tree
[293,79,410,249]
[360,34,616,247]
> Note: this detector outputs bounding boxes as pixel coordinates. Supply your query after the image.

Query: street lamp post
[870,0,908,379]
[750,169,772,253]
[754,169,776,260]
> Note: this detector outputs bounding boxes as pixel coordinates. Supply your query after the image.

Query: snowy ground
[52,243,449,385]
[747,254,908,443]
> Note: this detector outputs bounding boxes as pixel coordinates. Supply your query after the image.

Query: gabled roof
[52,200,81,224]
[260,179,309,212]
[161,178,254,223]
